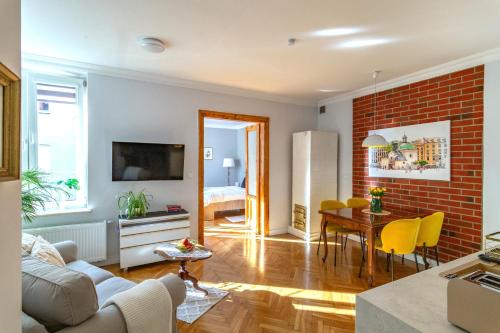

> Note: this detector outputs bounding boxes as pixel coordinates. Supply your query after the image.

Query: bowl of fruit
[176,238,196,253]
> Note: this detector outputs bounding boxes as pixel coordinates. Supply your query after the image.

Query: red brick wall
[353,65,484,262]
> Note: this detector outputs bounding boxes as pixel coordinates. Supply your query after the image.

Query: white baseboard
[286,226,323,242]
[269,226,290,236]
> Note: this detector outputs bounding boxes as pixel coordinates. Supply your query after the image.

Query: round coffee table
[154,243,213,296]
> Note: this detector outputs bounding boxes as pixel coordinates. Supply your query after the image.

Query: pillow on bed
[240,177,246,188]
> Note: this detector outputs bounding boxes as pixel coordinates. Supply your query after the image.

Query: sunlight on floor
[293,303,356,316]
[204,229,254,234]
[199,281,356,304]
[207,233,341,246]
[216,223,250,228]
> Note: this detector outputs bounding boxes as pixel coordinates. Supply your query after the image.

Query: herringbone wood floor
[105,222,421,333]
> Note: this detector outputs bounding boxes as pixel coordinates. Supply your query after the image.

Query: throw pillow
[31,236,66,267]
[22,233,38,254]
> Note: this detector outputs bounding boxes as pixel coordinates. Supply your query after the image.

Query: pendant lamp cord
[373,71,379,131]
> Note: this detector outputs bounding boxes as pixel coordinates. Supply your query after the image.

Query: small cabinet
[290,131,338,241]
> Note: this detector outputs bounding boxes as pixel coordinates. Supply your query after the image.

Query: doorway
[198,110,269,244]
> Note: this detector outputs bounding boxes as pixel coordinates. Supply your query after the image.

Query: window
[23,73,88,211]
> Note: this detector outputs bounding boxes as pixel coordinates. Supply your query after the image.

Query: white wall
[483,60,500,239]
[317,99,353,201]
[28,73,316,264]
[204,127,242,187]
[0,0,22,331]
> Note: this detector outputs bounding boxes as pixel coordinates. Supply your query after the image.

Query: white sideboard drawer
[120,241,169,269]
[120,227,190,248]
[120,220,190,236]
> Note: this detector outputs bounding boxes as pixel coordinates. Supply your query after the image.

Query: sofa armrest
[56,304,127,333]
[158,273,187,309]
[53,241,78,264]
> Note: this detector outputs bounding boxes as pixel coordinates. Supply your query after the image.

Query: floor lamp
[223,158,235,186]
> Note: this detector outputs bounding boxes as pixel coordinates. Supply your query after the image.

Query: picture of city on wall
[368,120,451,181]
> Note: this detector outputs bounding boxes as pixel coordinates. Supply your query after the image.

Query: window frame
[23,71,89,211]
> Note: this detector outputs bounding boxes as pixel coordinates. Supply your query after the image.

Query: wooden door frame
[198,109,270,244]
[245,124,260,232]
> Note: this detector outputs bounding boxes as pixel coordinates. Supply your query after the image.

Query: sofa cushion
[22,255,98,330]
[22,312,49,333]
[67,260,114,285]
[31,236,66,267]
[22,233,38,254]
[95,277,136,308]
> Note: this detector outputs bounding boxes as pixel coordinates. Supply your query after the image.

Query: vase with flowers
[369,187,387,213]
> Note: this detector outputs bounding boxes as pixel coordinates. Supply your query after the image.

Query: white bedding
[204,186,246,207]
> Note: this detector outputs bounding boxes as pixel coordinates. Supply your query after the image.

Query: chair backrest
[381,218,421,255]
[320,200,346,210]
[347,197,370,208]
[416,212,444,247]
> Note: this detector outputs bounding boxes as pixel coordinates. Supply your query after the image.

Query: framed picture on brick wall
[368,120,450,181]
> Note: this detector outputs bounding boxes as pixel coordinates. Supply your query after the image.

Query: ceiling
[204,118,254,129]
[22,1,500,105]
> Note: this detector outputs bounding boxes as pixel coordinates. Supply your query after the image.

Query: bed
[204,186,246,221]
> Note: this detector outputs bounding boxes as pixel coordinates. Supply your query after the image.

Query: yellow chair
[362,218,421,281]
[416,212,444,270]
[317,200,362,266]
[346,197,370,208]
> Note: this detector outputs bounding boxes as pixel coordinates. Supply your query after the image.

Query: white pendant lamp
[362,133,389,148]
[362,70,389,148]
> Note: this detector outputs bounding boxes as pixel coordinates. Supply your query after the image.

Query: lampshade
[222,158,235,168]
[362,134,389,148]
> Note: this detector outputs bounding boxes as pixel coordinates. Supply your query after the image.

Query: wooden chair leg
[316,230,323,255]
[343,234,348,251]
[358,246,364,278]
[390,250,395,282]
[414,252,420,272]
[334,232,338,267]
[386,253,390,272]
[435,247,439,266]
[359,232,365,261]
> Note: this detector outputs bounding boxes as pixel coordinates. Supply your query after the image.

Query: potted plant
[369,187,387,213]
[117,190,152,219]
[21,169,75,223]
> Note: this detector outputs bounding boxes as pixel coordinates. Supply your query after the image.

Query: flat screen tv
[112,142,185,181]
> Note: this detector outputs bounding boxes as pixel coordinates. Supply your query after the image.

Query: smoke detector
[138,37,166,53]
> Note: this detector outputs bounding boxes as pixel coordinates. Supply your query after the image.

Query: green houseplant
[117,190,152,219]
[21,169,72,223]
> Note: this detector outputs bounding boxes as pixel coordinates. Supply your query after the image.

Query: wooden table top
[319,207,421,228]
[154,243,213,262]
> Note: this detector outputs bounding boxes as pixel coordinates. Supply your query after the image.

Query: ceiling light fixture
[138,37,166,53]
[337,38,390,49]
[362,70,389,148]
[311,27,361,37]
[319,89,336,93]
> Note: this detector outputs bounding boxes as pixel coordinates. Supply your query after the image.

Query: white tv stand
[119,210,190,270]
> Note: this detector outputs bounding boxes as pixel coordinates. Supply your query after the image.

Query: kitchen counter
[355,253,479,333]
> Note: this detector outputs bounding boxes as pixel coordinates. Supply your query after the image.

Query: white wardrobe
[289,131,338,241]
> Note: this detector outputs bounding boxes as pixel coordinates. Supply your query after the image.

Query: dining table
[318,206,420,287]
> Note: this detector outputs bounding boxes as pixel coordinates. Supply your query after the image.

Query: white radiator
[24,221,107,263]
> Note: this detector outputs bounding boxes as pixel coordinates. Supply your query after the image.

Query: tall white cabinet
[289,131,338,241]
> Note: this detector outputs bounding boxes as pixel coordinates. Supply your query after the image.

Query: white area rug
[177,281,229,324]
[225,215,245,223]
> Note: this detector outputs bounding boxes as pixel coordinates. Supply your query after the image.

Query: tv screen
[112,142,185,181]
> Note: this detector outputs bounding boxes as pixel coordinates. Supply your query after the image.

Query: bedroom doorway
[198,110,269,244]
